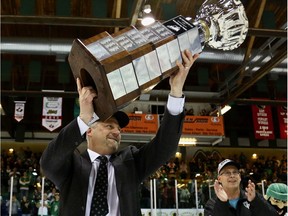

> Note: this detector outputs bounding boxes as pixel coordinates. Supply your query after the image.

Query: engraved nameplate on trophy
[113,26,162,93]
[139,21,179,78]
[163,15,203,56]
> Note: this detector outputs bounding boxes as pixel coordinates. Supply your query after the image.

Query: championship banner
[277,105,287,139]
[14,101,26,122]
[122,114,159,134]
[252,104,275,139]
[182,116,224,136]
[42,97,62,132]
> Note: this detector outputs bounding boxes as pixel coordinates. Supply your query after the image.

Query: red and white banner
[252,104,274,139]
[14,101,26,122]
[277,105,287,139]
[42,97,62,132]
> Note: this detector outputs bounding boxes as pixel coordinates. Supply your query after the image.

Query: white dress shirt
[85,151,120,216]
[77,94,185,216]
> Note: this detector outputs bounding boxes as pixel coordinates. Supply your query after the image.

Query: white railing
[7,176,206,216]
[148,178,204,216]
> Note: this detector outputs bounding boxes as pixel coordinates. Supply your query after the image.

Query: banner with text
[122,114,159,134]
[182,116,224,136]
[252,104,274,139]
[14,101,26,122]
[42,97,62,132]
[277,105,287,139]
[122,114,225,136]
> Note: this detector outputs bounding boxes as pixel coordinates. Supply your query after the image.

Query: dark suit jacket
[204,189,278,216]
[40,109,185,216]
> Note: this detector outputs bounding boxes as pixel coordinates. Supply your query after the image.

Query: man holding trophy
[41,49,199,215]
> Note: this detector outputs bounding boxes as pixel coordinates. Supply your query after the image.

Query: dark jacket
[204,189,278,216]
[40,109,185,216]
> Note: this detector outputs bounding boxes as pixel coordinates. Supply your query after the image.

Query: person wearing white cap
[40,50,199,216]
[204,159,278,216]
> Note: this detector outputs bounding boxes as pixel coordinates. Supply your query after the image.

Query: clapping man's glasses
[220,171,240,177]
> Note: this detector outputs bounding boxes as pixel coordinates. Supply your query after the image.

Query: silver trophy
[195,0,249,50]
[161,0,249,62]
[68,0,249,120]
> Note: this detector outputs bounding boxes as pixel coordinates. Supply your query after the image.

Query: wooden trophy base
[68,33,139,121]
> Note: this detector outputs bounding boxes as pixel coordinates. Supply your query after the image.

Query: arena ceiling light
[217,105,231,116]
[141,4,155,26]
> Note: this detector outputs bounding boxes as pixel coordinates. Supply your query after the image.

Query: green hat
[266,183,288,201]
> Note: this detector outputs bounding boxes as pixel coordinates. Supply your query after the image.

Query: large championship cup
[68,0,248,121]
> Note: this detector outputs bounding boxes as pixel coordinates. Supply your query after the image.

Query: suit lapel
[81,150,93,204]
[110,154,123,196]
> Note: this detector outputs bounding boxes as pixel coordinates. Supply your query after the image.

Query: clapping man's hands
[214,180,228,202]
[245,180,256,202]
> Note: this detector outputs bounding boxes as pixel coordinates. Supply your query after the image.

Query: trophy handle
[68,39,117,121]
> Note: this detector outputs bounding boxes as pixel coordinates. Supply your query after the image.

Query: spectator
[265,183,288,216]
[167,180,176,208]
[272,172,280,183]
[36,193,50,216]
[189,158,198,179]
[8,168,20,195]
[6,194,21,216]
[265,157,274,177]
[47,187,57,203]
[19,171,30,199]
[239,152,247,165]
[161,182,169,208]
[27,166,37,194]
[1,161,9,195]
[204,159,278,216]
[31,187,42,215]
[179,185,190,208]
[167,159,177,178]
[21,196,31,216]
[179,160,189,179]
[50,193,60,216]
[1,195,8,216]
[278,160,287,183]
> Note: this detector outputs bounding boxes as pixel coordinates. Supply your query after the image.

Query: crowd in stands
[1,148,60,216]
[1,147,287,215]
[148,152,287,208]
